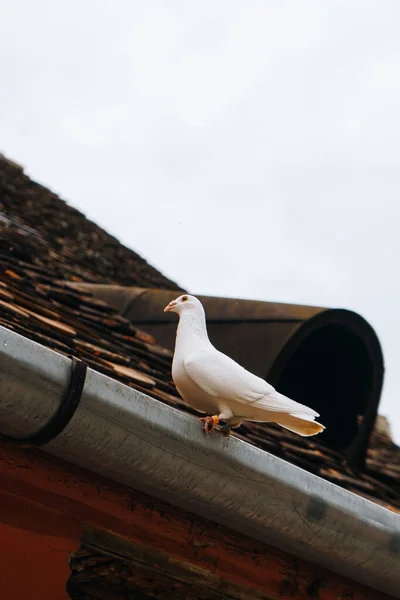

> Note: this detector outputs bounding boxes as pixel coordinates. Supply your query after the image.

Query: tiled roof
[0,154,180,289]
[1,153,399,515]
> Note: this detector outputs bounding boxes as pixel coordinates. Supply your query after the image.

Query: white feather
[167,294,325,436]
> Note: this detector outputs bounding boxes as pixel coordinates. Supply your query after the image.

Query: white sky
[1,1,400,442]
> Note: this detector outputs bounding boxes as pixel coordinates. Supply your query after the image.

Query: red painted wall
[0,490,81,599]
[0,441,393,600]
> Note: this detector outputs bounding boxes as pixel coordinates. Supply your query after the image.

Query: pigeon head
[164,294,202,315]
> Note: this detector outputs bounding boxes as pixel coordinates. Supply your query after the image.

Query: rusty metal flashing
[0,325,398,596]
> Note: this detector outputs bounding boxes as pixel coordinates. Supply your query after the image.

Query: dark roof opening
[268,309,384,465]
[276,324,373,451]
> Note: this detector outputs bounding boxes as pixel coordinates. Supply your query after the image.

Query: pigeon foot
[200,415,219,434]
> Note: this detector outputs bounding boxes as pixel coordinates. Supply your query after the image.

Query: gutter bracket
[0,356,87,447]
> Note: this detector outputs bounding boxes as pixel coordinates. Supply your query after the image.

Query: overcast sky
[1,1,400,442]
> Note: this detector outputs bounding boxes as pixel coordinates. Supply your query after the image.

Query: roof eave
[0,325,399,597]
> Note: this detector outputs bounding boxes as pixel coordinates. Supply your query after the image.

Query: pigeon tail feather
[276,414,325,437]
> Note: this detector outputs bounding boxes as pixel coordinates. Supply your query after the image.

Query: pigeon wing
[184,348,274,403]
[184,347,319,417]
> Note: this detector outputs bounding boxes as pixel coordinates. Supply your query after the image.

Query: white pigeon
[164,294,325,437]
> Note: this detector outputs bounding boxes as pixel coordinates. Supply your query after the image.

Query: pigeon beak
[164,300,177,313]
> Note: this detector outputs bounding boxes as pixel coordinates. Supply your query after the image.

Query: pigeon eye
[181,296,188,302]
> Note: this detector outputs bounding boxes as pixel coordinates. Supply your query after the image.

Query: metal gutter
[0,325,399,596]
[67,284,385,470]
